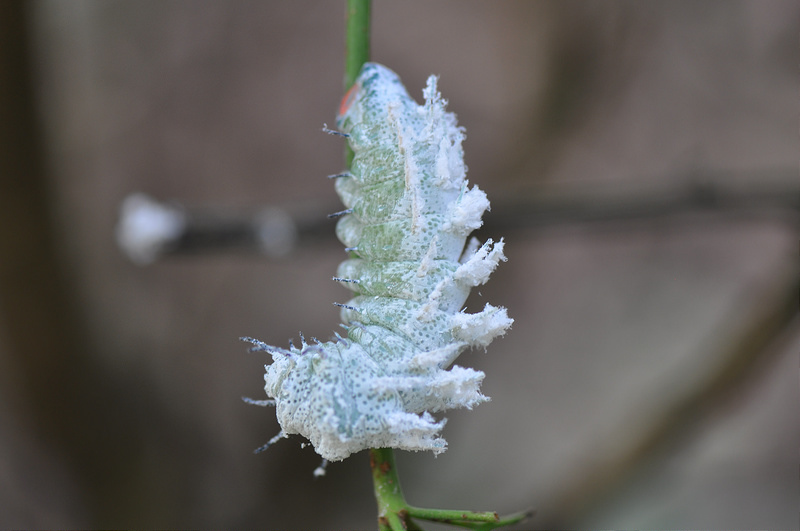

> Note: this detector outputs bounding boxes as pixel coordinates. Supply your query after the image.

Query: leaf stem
[406,507,499,523]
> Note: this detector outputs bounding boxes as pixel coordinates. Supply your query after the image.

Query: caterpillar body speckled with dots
[247,63,511,462]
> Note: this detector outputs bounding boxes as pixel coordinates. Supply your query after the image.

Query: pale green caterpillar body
[248,63,511,462]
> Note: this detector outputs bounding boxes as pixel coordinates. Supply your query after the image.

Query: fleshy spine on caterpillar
[245,62,512,463]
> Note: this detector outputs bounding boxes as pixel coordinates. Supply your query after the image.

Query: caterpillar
[247,63,511,462]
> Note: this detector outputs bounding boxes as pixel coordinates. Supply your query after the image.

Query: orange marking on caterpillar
[338,82,360,118]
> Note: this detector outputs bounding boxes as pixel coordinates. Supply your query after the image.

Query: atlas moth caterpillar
[246,63,512,462]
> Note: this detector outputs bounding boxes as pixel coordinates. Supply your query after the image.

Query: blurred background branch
[116,167,798,262]
[539,263,799,527]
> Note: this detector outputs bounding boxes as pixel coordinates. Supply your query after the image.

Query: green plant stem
[344,0,370,167]
[344,0,371,91]
[370,448,409,531]
[370,448,532,530]
[406,507,499,523]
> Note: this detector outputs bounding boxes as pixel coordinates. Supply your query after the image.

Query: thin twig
[117,170,799,263]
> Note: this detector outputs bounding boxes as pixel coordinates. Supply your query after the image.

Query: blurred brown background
[1,1,797,528]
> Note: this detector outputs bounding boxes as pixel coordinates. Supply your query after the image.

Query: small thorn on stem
[322,124,349,137]
[333,302,360,312]
[253,431,286,454]
[327,172,351,179]
[241,397,276,407]
[327,208,353,219]
[332,276,360,284]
